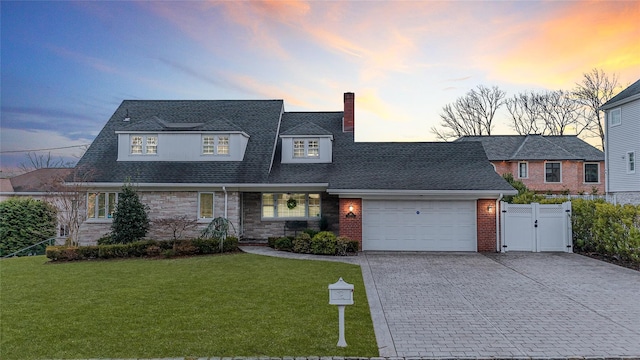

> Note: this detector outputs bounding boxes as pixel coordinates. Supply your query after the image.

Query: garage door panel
[362,200,476,251]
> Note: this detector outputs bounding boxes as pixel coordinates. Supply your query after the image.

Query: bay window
[262,193,321,219]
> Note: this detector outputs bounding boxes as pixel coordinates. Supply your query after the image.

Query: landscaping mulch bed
[577,251,640,271]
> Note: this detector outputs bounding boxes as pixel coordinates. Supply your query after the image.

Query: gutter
[223,186,228,218]
[496,193,503,253]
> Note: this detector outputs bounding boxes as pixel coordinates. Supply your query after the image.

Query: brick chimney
[343,92,354,132]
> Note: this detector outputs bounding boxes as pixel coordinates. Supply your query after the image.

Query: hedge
[0,197,58,256]
[46,237,238,262]
[270,231,359,256]
[572,199,640,262]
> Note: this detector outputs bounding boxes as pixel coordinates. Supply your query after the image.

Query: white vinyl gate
[500,201,572,252]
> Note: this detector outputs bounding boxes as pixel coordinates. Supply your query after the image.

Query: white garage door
[362,200,477,251]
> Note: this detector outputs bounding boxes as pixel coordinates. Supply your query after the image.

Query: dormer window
[202,135,230,155]
[130,135,158,155]
[293,138,320,158]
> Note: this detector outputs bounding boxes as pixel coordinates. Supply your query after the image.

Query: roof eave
[600,93,640,110]
[325,189,517,200]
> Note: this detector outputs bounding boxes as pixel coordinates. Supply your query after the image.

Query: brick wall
[492,160,605,195]
[476,199,497,252]
[241,192,340,240]
[339,198,362,250]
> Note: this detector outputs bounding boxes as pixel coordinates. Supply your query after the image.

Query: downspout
[223,186,228,219]
[496,193,503,253]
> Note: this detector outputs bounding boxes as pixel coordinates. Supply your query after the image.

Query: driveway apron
[362,252,640,357]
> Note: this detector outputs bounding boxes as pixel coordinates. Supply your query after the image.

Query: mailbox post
[328,277,354,347]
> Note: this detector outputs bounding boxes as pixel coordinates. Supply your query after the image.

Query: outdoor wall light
[487,204,494,213]
[346,204,357,218]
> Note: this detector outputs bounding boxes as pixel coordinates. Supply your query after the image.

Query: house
[456,135,605,195]
[71,93,516,252]
[601,78,640,205]
[0,168,73,240]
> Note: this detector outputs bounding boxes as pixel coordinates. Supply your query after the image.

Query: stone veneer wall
[241,192,340,240]
[611,192,640,205]
[78,190,240,245]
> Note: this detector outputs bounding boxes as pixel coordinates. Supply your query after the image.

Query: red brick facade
[492,160,605,195]
[339,198,362,249]
[476,199,497,252]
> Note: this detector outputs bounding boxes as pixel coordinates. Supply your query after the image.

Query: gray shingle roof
[601,78,640,109]
[269,113,514,191]
[456,135,604,161]
[280,120,333,136]
[75,100,284,184]
[77,101,514,192]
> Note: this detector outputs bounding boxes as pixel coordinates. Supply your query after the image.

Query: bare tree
[19,152,75,172]
[505,91,545,135]
[44,168,94,246]
[573,68,620,150]
[154,216,198,240]
[432,85,506,141]
[536,90,583,136]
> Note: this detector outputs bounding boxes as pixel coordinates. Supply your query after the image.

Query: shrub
[110,183,149,244]
[267,237,279,248]
[96,233,114,245]
[303,228,319,238]
[0,197,58,256]
[274,237,293,251]
[292,232,312,254]
[310,231,337,255]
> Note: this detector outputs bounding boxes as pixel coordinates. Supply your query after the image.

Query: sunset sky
[1,0,639,171]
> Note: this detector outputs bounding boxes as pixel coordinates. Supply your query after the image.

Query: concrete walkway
[239,247,640,358]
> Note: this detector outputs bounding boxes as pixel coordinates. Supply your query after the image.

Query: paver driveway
[362,252,640,357]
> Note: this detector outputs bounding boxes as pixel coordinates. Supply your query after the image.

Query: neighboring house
[0,168,73,240]
[456,135,605,195]
[601,79,640,205]
[71,93,516,252]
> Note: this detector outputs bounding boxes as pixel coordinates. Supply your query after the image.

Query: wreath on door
[286,197,297,209]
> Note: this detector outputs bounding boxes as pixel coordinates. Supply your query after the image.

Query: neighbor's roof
[7,168,72,192]
[601,78,640,110]
[456,135,604,161]
[268,112,515,192]
[74,100,284,184]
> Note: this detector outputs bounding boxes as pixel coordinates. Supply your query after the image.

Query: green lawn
[0,253,378,359]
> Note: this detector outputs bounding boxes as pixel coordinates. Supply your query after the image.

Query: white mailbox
[328,277,354,305]
[328,277,354,347]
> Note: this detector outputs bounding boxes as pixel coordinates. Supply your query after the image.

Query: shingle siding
[607,100,640,193]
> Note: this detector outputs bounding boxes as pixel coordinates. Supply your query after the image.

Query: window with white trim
[518,162,528,178]
[545,162,561,183]
[584,163,599,183]
[609,108,621,127]
[293,139,320,158]
[87,192,118,219]
[628,152,636,174]
[261,193,321,219]
[199,193,214,219]
[130,135,158,155]
[202,135,230,155]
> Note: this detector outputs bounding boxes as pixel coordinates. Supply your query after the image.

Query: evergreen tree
[110,183,149,244]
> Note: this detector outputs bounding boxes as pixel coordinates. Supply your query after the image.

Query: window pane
[88,193,96,219]
[203,136,215,154]
[630,152,636,172]
[199,193,214,218]
[545,163,560,182]
[308,193,321,217]
[262,193,275,218]
[293,140,305,158]
[146,136,157,154]
[308,140,319,157]
[217,136,229,155]
[131,136,143,154]
[519,163,527,178]
[278,193,306,218]
[107,193,117,218]
[610,109,621,126]
[584,164,599,183]
[98,193,106,218]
